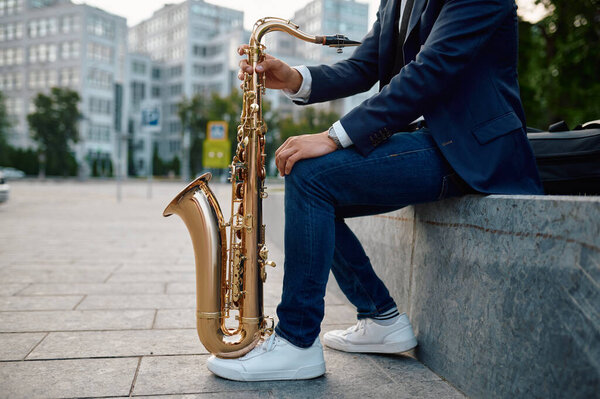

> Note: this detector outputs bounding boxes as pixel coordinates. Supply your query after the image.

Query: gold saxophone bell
[163,17,360,359]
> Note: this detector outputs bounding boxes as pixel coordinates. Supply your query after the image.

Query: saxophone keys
[250,103,260,113]
[259,245,269,261]
[265,261,276,268]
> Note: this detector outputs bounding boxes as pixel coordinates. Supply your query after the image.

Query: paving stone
[130,393,272,399]
[367,352,442,383]
[166,282,195,294]
[28,329,206,359]
[0,309,155,332]
[0,357,138,399]
[0,295,83,311]
[2,263,121,271]
[19,282,166,296]
[393,379,467,398]
[0,332,46,360]
[77,294,194,310]
[106,272,195,283]
[132,351,409,397]
[0,283,28,296]
[0,181,464,399]
[0,269,111,283]
[117,263,193,273]
[154,309,195,329]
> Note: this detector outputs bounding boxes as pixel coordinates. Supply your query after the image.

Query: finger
[238,59,252,74]
[237,45,249,55]
[237,70,244,81]
[256,58,278,73]
[275,147,288,175]
[284,152,302,175]
[276,147,295,176]
[275,138,291,158]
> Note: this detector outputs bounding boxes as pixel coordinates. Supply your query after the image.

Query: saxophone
[163,17,360,358]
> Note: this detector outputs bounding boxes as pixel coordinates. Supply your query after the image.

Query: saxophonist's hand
[237,45,302,93]
[275,131,338,176]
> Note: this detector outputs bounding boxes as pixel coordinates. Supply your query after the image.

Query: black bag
[527,120,600,195]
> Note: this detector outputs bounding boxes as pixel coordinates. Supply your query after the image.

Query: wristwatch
[327,126,343,149]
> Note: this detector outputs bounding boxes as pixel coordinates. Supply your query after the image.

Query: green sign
[203,140,231,169]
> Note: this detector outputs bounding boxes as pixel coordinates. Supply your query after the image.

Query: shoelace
[343,319,368,336]
[255,332,278,352]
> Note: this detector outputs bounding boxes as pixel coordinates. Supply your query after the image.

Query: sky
[73,0,549,29]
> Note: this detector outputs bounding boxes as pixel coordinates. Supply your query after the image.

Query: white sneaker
[206,333,326,381]
[323,313,417,354]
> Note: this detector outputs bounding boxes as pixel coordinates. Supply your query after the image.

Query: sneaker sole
[324,337,417,354]
[207,361,326,382]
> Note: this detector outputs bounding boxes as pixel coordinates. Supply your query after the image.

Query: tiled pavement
[0,180,464,398]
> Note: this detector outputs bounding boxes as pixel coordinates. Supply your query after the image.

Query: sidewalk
[0,180,464,398]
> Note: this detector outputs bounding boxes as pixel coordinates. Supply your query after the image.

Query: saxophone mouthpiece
[317,34,361,53]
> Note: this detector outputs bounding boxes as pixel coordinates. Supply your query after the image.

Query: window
[58,67,79,87]
[60,14,79,34]
[168,65,182,77]
[0,22,23,41]
[132,60,147,75]
[87,68,112,89]
[87,42,113,64]
[193,63,222,76]
[88,97,112,115]
[192,44,222,57]
[28,43,57,63]
[87,15,115,39]
[192,82,222,96]
[151,67,161,80]
[151,86,161,98]
[169,84,182,96]
[60,41,79,60]
[0,71,22,90]
[28,17,58,38]
[0,0,23,16]
[27,69,57,89]
[87,124,111,142]
[130,81,145,106]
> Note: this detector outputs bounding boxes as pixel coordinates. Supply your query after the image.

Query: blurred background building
[0,0,127,177]
[0,0,370,177]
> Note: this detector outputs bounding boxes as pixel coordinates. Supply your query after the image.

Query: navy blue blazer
[302,0,544,194]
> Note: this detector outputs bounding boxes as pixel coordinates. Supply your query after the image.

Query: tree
[518,0,600,128]
[0,91,11,166]
[27,87,81,177]
[178,95,209,177]
[277,107,340,143]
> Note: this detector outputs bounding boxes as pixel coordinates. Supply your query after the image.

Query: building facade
[0,0,371,177]
[128,0,246,166]
[264,0,374,119]
[0,0,127,176]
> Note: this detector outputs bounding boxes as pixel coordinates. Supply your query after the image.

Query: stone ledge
[264,190,600,399]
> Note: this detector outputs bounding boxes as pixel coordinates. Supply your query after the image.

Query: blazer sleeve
[298,4,384,104]
[340,0,515,155]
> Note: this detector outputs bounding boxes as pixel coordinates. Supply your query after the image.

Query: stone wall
[265,190,600,399]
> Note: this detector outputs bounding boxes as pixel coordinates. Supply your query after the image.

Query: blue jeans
[274,129,465,348]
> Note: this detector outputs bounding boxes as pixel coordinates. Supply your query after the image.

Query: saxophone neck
[250,17,361,51]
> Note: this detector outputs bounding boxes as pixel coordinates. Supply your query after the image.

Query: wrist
[288,68,303,94]
[326,127,343,150]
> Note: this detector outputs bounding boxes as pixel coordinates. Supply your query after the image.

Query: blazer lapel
[405,0,427,44]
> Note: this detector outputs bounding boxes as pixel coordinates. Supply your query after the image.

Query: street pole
[116,134,122,203]
[147,127,153,200]
[182,126,190,182]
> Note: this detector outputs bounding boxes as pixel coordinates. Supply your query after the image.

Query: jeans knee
[285,159,315,190]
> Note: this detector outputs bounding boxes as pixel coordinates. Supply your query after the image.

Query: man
[207,0,543,381]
